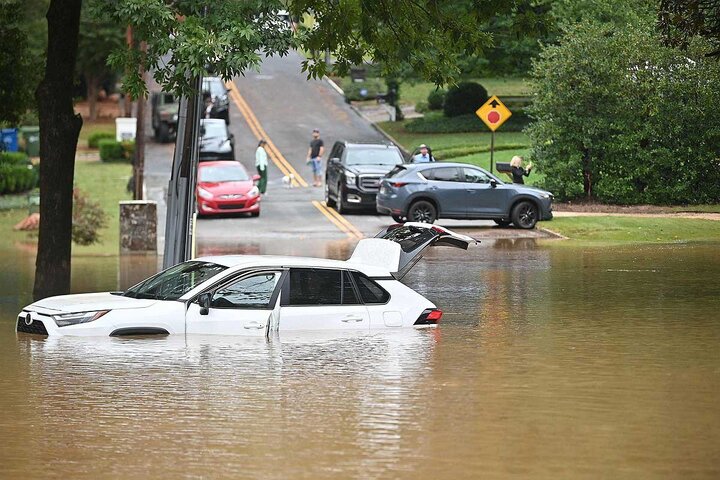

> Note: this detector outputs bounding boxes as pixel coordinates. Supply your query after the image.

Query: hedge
[443,82,488,117]
[88,131,115,149]
[406,110,532,134]
[0,163,38,194]
[98,139,133,162]
[427,89,446,110]
[343,79,385,101]
[0,151,30,166]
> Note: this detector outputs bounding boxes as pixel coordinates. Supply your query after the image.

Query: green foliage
[87,132,115,149]
[435,143,530,160]
[343,79,385,101]
[0,164,38,194]
[0,1,39,125]
[427,89,446,110]
[528,20,720,204]
[659,0,720,57]
[71,188,108,245]
[98,139,132,162]
[443,82,488,117]
[0,151,31,166]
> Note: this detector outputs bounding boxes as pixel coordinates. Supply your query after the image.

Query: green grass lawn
[546,216,720,244]
[401,77,530,106]
[0,160,131,256]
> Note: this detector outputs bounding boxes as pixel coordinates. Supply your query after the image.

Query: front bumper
[342,185,378,208]
[198,195,261,215]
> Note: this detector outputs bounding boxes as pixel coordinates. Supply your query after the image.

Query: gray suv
[376,163,553,229]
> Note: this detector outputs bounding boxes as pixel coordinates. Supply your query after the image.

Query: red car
[196,161,261,217]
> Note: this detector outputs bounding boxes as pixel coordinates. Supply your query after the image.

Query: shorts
[310,157,322,175]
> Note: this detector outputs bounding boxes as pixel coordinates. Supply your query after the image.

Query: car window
[342,271,360,305]
[345,148,403,166]
[287,268,341,305]
[212,272,281,309]
[424,167,461,182]
[351,272,390,304]
[202,78,227,98]
[380,226,436,253]
[386,166,408,178]
[199,164,249,183]
[462,167,492,184]
[125,261,226,301]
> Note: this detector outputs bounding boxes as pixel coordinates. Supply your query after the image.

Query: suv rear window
[386,165,408,178]
[351,272,390,304]
[286,268,360,305]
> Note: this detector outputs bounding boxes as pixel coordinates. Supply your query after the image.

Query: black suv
[202,77,230,124]
[325,142,404,213]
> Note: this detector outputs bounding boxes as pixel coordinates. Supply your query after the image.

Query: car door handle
[244,322,265,329]
[466,189,476,193]
[341,316,364,323]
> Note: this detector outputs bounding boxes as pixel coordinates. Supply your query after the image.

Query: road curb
[323,76,410,157]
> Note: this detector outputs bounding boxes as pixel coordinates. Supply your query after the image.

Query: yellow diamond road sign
[476,95,512,132]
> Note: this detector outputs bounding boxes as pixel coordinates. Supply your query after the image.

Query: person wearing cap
[255,139,268,194]
[306,128,325,187]
[413,144,433,163]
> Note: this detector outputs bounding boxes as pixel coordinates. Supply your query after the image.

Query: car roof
[195,255,392,277]
[201,118,226,126]
[340,142,397,149]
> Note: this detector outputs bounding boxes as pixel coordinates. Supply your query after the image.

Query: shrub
[414,101,429,113]
[0,163,38,194]
[98,139,132,162]
[72,188,108,245]
[87,131,115,148]
[443,82,488,117]
[427,89,446,110]
[121,140,135,161]
[0,151,30,165]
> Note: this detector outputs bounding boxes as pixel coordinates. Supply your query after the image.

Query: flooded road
[1,241,719,478]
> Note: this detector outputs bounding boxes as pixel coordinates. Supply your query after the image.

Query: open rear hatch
[348,222,477,279]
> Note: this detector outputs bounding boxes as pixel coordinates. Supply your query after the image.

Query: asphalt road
[145,52,550,258]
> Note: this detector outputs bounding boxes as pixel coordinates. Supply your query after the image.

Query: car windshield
[199,164,249,183]
[346,148,402,166]
[124,261,227,301]
[202,79,226,98]
[201,122,226,139]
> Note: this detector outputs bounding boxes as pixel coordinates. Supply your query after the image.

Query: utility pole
[162,75,202,269]
[134,41,147,200]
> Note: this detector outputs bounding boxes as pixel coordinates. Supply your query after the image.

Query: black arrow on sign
[489,99,500,108]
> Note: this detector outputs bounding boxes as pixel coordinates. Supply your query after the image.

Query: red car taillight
[414,308,443,325]
[389,182,408,188]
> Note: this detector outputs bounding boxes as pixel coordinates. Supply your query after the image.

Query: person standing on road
[255,139,269,194]
[510,155,533,184]
[306,128,324,187]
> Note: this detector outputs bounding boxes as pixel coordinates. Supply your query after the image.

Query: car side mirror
[330,157,340,165]
[198,293,211,315]
[252,174,261,183]
[490,179,498,188]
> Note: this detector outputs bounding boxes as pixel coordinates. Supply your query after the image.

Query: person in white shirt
[413,144,433,163]
[255,139,268,194]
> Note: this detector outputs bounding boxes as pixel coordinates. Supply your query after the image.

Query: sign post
[475,95,512,173]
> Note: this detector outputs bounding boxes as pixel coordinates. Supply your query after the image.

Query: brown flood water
[1,240,719,479]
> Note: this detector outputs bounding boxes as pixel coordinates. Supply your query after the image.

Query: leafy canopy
[103,0,517,97]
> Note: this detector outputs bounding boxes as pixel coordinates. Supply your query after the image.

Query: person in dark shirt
[510,155,532,184]
[306,128,325,187]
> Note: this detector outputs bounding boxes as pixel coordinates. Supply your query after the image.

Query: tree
[76,0,125,121]
[659,0,720,57]
[34,0,83,300]
[32,0,517,299]
[527,20,720,204]
[0,1,41,125]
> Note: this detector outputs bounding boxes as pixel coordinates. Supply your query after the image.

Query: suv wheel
[511,201,539,229]
[335,183,346,214]
[325,182,336,208]
[408,200,437,224]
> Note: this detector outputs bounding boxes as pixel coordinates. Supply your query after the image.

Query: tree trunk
[87,73,98,122]
[582,147,593,199]
[33,0,83,301]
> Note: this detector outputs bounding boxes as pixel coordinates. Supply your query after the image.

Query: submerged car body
[196,161,261,216]
[17,224,476,337]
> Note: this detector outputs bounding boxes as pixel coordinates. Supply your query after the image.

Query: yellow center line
[312,201,356,239]
[320,202,364,239]
[225,81,308,187]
